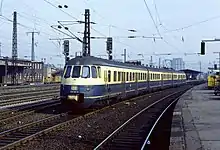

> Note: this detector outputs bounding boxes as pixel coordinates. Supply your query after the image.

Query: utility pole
[124,49,126,63]
[82,9,91,57]
[12,11,18,85]
[0,42,1,57]
[159,57,161,68]
[26,31,39,61]
[4,56,8,85]
[150,56,153,67]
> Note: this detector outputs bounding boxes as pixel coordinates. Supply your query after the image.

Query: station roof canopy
[180,69,201,74]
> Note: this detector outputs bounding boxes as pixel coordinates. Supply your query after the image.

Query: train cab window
[64,66,72,78]
[82,66,90,78]
[114,71,117,82]
[108,71,111,82]
[72,66,81,78]
[91,66,97,78]
[97,67,101,78]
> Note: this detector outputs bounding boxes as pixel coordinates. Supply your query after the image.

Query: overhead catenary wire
[153,0,162,26]
[43,0,79,21]
[143,0,181,51]
[163,15,220,34]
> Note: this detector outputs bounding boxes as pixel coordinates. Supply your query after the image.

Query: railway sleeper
[113,138,142,142]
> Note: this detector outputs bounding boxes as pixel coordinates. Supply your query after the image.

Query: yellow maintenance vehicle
[208,73,217,89]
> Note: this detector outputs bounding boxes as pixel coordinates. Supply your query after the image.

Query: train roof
[67,56,185,74]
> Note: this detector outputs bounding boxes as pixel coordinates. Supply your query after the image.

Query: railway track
[0,108,93,150]
[93,89,187,150]
[0,99,60,127]
[0,85,60,108]
[0,83,199,150]
[0,83,59,91]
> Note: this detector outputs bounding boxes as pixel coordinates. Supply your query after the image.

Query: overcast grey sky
[1,0,220,71]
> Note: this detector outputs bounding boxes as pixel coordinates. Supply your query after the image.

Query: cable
[43,0,79,21]
[91,27,139,50]
[143,0,181,51]
[83,0,105,20]
[153,0,162,26]
[163,15,220,34]
[91,27,107,37]
[143,0,161,37]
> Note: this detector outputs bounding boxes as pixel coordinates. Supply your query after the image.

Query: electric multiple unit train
[60,56,186,108]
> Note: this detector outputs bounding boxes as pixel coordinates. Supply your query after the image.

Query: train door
[171,73,174,87]
[104,70,109,97]
[122,72,126,98]
[161,73,164,88]
[147,70,150,90]
[135,72,138,95]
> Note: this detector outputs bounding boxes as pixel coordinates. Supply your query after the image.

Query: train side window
[64,66,72,78]
[118,72,121,81]
[97,67,101,78]
[108,70,111,82]
[114,71,117,82]
[133,73,135,81]
[141,73,143,80]
[126,72,129,81]
[91,66,97,78]
[72,66,81,78]
[130,72,132,81]
[122,72,125,81]
[82,66,90,78]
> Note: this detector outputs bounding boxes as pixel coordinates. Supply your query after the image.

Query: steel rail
[93,90,182,150]
[140,97,180,150]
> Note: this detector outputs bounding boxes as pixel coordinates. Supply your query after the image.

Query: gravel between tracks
[0,104,62,132]
[20,87,189,150]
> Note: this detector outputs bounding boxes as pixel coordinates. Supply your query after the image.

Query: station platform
[169,83,220,150]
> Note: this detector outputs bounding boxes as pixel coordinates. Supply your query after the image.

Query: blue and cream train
[60,56,186,108]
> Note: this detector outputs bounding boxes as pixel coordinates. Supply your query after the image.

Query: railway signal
[201,38,220,55]
[106,37,113,60]
[201,41,205,55]
[63,40,70,64]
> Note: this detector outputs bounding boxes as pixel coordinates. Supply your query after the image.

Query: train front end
[60,63,102,108]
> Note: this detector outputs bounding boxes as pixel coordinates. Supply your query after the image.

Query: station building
[0,57,44,85]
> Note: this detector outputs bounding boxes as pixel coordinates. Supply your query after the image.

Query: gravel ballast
[21,87,189,150]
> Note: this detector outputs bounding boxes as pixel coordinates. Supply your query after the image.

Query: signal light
[201,41,205,55]
[214,64,217,70]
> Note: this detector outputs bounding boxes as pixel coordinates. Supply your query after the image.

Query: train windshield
[91,66,97,78]
[82,66,90,78]
[64,66,72,78]
[72,66,81,78]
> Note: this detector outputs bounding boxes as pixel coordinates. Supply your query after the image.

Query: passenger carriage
[60,56,186,108]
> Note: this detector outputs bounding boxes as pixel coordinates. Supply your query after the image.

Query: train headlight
[86,86,90,91]
[71,85,78,91]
